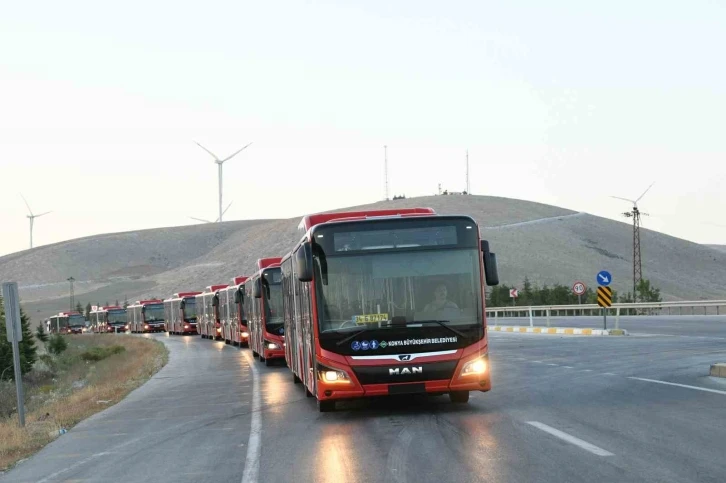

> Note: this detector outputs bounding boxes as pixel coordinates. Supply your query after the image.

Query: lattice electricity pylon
[611,182,654,301]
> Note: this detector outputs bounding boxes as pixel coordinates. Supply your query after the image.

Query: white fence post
[529,307,534,327]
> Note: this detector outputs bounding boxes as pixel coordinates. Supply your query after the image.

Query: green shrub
[80,345,125,362]
[48,335,68,356]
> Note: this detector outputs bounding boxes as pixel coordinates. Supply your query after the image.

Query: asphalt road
[3,328,726,483]
[493,315,726,338]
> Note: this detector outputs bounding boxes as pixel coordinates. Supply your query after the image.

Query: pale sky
[1,0,725,257]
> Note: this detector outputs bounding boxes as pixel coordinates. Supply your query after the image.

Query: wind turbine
[194,141,252,223]
[20,193,51,249]
[610,182,654,301]
[190,202,233,224]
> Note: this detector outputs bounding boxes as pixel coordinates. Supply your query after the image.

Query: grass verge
[0,335,168,471]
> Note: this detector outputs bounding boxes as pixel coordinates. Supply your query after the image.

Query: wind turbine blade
[220,142,252,163]
[635,181,655,203]
[35,211,52,218]
[190,217,213,223]
[19,193,33,215]
[610,195,635,204]
[194,141,221,161]
[215,202,233,222]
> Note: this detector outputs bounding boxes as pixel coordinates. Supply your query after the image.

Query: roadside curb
[710,363,726,378]
[489,325,628,336]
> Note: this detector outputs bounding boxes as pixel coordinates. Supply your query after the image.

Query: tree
[115,299,120,307]
[0,301,38,380]
[36,324,49,344]
[85,303,92,320]
[123,297,129,308]
[636,279,661,303]
[75,301,84,315]
[48,334,68,356]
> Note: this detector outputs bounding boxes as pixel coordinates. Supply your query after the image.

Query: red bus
[90,306,127,333]
[47,311,86,335]
[281,207,499,411]
[222,276,250,346]
[164,292,202,335]
[245,258,285,365]
[127,299,165,333]
[198,285,228,340]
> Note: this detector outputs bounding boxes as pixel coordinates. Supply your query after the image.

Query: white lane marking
[562,366,574,369]
[532,361,543,364]
[547,363,558,366]
[629,377,726,396]
[241,351,261,483]
[580,369,593,372]
[603,373,618,376]
[526,421,614,457]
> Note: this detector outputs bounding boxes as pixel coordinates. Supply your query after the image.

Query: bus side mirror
[180,300,186,309]
[212,296,219,307]
[253,279,262,298]
[295,242,313,282]
[234,290,242,303]
[481,240,500,286]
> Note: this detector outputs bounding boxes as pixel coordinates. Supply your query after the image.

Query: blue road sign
[596,270,612,287]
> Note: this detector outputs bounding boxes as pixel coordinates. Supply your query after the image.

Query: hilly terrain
[2,195,725,326]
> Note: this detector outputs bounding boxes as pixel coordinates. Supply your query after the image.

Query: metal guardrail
[485,300,726,329]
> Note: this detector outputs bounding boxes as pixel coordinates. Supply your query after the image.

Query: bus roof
[257,258,282,270]
[173,291,202,298]
[232,276,248,285]
[206,284,228,292]
[297,208,436,232]
[57,311,83,316]
[133,299,163,306]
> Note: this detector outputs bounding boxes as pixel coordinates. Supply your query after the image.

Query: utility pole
[611,182,654,302]
[67,277,75,312]
[465,150,470,194]
[384,145,389,201]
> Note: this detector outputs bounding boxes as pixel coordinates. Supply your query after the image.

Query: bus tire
[449,391,470,404]
[265,358,272,367]
[318,399,336,412]
[293,373,301,384]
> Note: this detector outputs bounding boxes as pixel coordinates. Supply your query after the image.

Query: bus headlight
[241,332,249,338]
[144,324,149,330]
[266,342,279,350]
[318,365,351,384]
[461,357,488,376]
[216,328,222,333]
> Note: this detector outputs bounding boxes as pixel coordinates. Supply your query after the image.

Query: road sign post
[509,288,518,307]
[2,282,25,427]
[597,286,613,331]
[572,281,587,313]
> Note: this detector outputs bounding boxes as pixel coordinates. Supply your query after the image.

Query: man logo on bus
[399,354,412,361]
[389,367,422,375]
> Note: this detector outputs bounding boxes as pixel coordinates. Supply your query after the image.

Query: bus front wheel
[449,391,470,404]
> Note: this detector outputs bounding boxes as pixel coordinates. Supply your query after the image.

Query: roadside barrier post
[529,307,534,327]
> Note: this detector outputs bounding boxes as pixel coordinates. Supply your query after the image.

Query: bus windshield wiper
[410,320,470,342]
[335,326,376,346]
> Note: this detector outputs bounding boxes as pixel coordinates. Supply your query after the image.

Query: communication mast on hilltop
[611,182,654,301]
[465,150,470,194]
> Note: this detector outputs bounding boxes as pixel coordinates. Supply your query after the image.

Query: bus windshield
[314,248,482,334]
[263,270,284,335]
[183,300,196,321]
[69,314,85,327]
[144,304,165,322]
[107,310,127,324]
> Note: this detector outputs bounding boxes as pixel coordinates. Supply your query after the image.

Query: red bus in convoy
[90,306,127,333]
[280,208,499,411]
[164,292,201,335]
[47,311,86,335]
[127,299,165,333]
[198,285,228,340]
[222,277,250,346]
[246,258,285,365]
